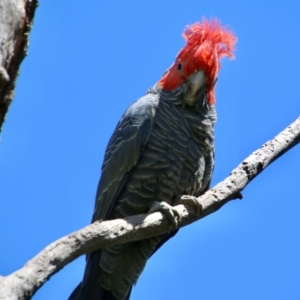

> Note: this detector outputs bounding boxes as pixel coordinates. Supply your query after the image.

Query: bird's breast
[114,98,214,219]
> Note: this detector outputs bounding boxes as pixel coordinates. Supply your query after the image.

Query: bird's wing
[69,94,159,300]
[92,93,158,222]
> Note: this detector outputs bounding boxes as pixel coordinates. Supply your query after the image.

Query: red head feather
[159,18,237,104]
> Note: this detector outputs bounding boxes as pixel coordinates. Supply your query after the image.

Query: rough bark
[0,117,299,300]
[0,0,38,130]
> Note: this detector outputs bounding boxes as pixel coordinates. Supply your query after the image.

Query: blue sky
[1,1,300,299]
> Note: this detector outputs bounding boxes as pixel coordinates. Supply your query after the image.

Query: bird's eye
[177,63,182,71]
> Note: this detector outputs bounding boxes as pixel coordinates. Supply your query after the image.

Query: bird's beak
[183,70,207,106]
[187,70,206,96]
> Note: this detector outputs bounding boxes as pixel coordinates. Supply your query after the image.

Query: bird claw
[174,195,202,216]
[149,201,180,228]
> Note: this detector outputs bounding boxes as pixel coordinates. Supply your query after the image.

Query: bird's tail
[69,281,132,300]
[68,250,132,300]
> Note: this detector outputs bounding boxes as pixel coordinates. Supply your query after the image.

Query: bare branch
[0,117,299,299]
[0,0,38,130]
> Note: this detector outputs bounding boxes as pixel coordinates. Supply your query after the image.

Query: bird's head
[158,18,237,106]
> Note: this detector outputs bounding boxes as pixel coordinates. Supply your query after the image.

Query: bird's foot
[149,201,180,227]
[174,195,202,216]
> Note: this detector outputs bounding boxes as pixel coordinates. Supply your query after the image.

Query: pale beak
[187,70,206,96]
[183,70,206,106]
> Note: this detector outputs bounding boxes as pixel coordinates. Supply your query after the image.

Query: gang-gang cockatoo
[70,18,237,300]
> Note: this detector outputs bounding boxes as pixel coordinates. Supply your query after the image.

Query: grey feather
[69,83,216,300]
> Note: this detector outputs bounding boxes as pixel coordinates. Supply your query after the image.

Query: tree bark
[0,117,299,300]
[0,0,38,130]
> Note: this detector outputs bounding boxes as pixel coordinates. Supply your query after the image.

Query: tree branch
[0,117,299,299]
[0,0,38,130]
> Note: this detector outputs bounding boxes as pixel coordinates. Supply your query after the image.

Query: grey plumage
[69,82,216,300]
[69,17,238,299]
